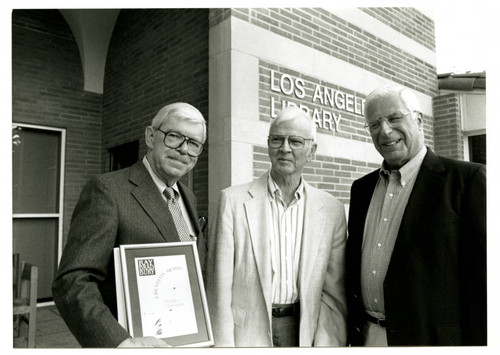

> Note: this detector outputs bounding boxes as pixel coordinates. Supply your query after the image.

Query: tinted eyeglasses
[267,135,314,150]
[156,129,204,157]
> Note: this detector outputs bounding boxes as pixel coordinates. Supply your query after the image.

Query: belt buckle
[365,312,386,327]
[272,305,290,317]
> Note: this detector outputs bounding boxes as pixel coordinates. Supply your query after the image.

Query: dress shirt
[267,173,305,305]
[142,156,196,238]
[361,146,427,319]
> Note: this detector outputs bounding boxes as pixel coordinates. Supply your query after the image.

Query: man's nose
[177,140,190,154]
[379,118,393,134]
[279,138,292,152]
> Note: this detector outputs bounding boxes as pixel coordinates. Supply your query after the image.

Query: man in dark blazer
[52,103,207,347]
[346,85,486,346]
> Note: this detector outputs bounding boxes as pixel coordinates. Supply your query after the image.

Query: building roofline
[437,72,486,90]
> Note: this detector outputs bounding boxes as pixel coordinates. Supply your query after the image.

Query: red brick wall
[103,9,210,216]
[12,9,103,240]
[433,93,464,160]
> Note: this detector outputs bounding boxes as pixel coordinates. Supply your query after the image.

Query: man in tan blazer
[206,107,347,347]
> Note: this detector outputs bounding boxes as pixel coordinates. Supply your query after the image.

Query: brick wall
[253,146,380,204]
[212,7,437,97]
[12,10,103,240]
[103,9,210,216]
[359,8,435,51]
[259,62,435,145]
[209,8,438,204]
[259,60,371,144]
[257,62,435,195]
[433,93,464,160]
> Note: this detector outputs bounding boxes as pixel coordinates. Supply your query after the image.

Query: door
[12,123,65,302]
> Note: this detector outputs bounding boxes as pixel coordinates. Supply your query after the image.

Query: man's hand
[118,336,170,347]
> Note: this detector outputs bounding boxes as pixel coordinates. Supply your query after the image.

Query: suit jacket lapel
[245,174,273,314]
[389,149,446,268]
[128,162,180,243]
[299,184,325,297]
[178,182,207,272]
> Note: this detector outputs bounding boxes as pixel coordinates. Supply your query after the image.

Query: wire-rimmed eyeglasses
[267,135,314,150]
[364,111,418,134]
[156,129,204,157]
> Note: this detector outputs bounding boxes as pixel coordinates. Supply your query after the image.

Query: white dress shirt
[267,173,305,305]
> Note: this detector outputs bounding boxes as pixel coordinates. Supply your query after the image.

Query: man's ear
[145,126,155,149]
[308,142,317,161]
[416,112,424,131]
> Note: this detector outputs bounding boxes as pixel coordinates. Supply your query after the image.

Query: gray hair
[151,102,207,143]
[270,106,317,142]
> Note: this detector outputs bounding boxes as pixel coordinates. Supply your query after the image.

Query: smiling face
[145,115,205,186]
[366,90,424,170]
[268,111,317,182]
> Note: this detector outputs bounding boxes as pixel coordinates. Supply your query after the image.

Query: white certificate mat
[135,255,198,338]
[119,242,213,347]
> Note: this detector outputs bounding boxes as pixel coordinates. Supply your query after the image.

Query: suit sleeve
[52,177,130,347]
[206,189,236,346]
[461,164,487,345]
[314,201,348,346]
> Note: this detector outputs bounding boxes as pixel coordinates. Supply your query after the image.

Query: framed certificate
[116,242,213,347]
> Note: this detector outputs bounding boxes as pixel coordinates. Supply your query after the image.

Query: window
[468,134,486,164]
[12,124,65,302]
[108,140,139,171]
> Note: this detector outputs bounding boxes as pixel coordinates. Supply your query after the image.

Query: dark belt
[272,302,300,318]
[365,313,386,327]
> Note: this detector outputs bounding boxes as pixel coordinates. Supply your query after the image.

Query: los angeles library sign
[269,70,365,133]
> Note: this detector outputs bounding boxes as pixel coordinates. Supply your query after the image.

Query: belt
[272,302,300,318]
[365,313,386,327]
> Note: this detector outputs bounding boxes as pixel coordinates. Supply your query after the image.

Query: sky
[433,4,490,74]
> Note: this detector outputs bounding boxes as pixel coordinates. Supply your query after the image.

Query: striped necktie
[163,187,192,242]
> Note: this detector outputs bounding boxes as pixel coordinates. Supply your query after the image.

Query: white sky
[433,4,489,74]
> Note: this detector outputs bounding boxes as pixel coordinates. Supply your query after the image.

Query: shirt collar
[379,145,427,187]
[267,171,305,201]
[142,156,180,196]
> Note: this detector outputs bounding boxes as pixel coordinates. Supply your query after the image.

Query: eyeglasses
[267,135,314,150]
[364,111,418,134]
[156,129,204,157]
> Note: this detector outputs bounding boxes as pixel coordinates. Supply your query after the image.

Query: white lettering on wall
[270,98,342,133]
[269,70,365,133]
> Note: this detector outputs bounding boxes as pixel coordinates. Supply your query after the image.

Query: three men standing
[53,87,486,348]
[207,107,348,346]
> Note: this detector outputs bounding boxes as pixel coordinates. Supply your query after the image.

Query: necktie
[163,187,192,242]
